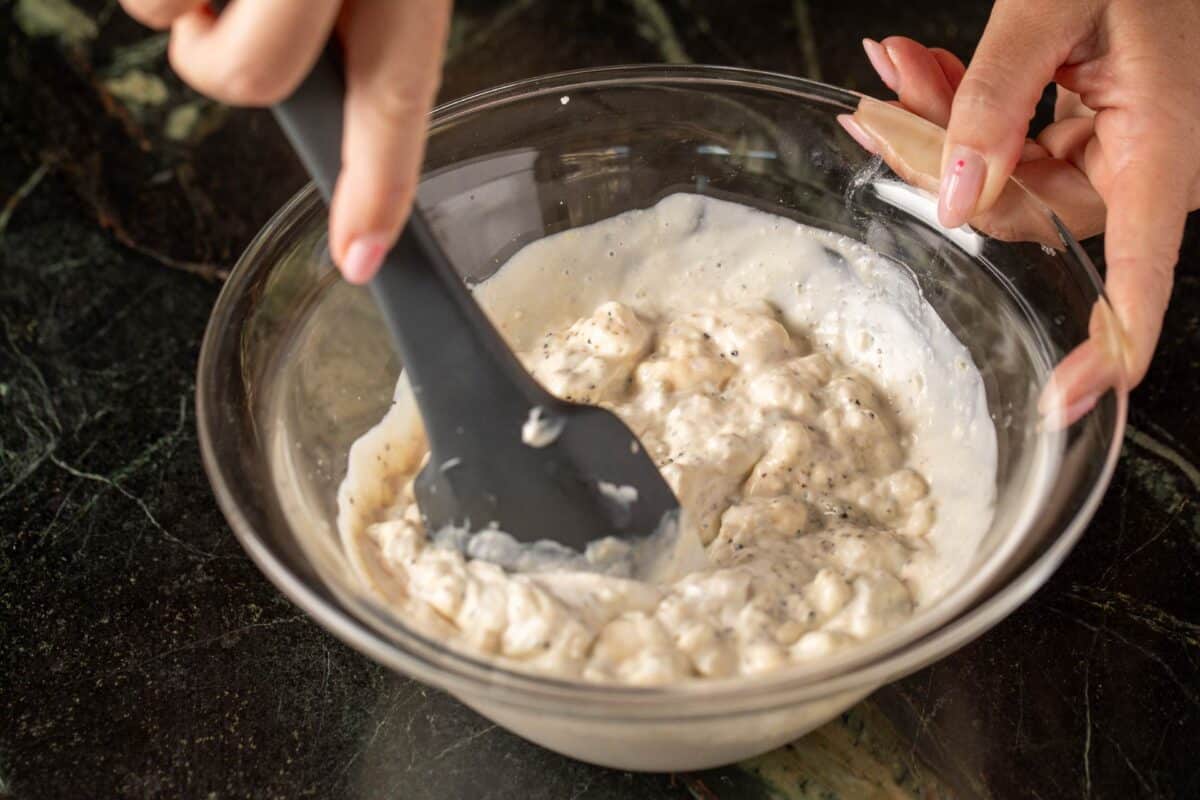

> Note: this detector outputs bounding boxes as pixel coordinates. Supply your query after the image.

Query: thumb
[329,0,451,284]
[938,3,1081,227]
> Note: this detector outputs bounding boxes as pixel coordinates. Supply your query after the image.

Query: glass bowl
[197,65,1127,771]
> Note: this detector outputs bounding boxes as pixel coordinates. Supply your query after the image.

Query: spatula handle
[267,42,551,436]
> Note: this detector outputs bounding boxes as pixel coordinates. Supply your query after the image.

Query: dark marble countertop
[2,1,1197,798]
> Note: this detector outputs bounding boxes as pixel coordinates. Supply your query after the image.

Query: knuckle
[370,81,433,128]
[166,27,294,106]
[120,0,179,30]
[174,54,290,106]
[956,66,1027,118]
[361,173,418,222]
[165,36,204,90]
[219,66,292,106]
[1108,250,1178,295]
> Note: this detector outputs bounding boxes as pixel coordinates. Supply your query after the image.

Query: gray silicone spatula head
[255,34,680,571]
[412,399,679,556]
[371,216,681,565]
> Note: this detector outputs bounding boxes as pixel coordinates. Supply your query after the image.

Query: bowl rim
[197,63,1128,718]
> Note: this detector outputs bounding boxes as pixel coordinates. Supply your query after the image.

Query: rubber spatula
[241,30,680,565]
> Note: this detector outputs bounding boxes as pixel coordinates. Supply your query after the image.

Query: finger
[1010,156,1106,240]
[1080,135,1114,198]
[837,114,878,155]
[1039,338,1118,428]
[1054,59,1113,109]
[876,36,957,127]
[862,38,900,95]
[168,0,342,106]
[120,0,203,30]
[330,0,452,283]
[1094,141,1191,390]
[1020,140,1050,162]
[929,48,966,90]
[1035,115,1094,171]
[939,3,1087,227]
[849,97,1095,249]
[1053,86,1094,121]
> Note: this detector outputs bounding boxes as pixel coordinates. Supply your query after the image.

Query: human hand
[842,96,1098,250]
[120,0,452,284]
[839,1,1200,423]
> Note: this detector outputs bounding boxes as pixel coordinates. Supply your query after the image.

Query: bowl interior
[199,67,1124,710]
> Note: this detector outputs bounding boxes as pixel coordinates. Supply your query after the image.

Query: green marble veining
[102,69,169,108]
[790,0,821,80]
[444,0,539,66]
[0,162,49,238]
[13,0,96,44]
[629,0,692,64]
[2,0,1199,797]
[1124,425,1200,541]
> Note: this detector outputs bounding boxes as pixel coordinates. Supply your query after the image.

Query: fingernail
[837,114,878,154]
[862,38,900,93]
[342,234,388,284]
[937,145,986,228]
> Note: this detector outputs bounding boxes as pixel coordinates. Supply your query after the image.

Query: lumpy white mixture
[338,194,997,685]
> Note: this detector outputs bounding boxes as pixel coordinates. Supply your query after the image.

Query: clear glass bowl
[197,65,1127,771]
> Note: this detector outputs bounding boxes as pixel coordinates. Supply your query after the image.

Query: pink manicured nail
[342,234,388,284]
[837,114,879,155]
[937,145,986,228]
[862,38,900,93]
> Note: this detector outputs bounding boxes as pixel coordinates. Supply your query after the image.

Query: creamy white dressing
[337,194,997,685]
[521,405,564,448]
